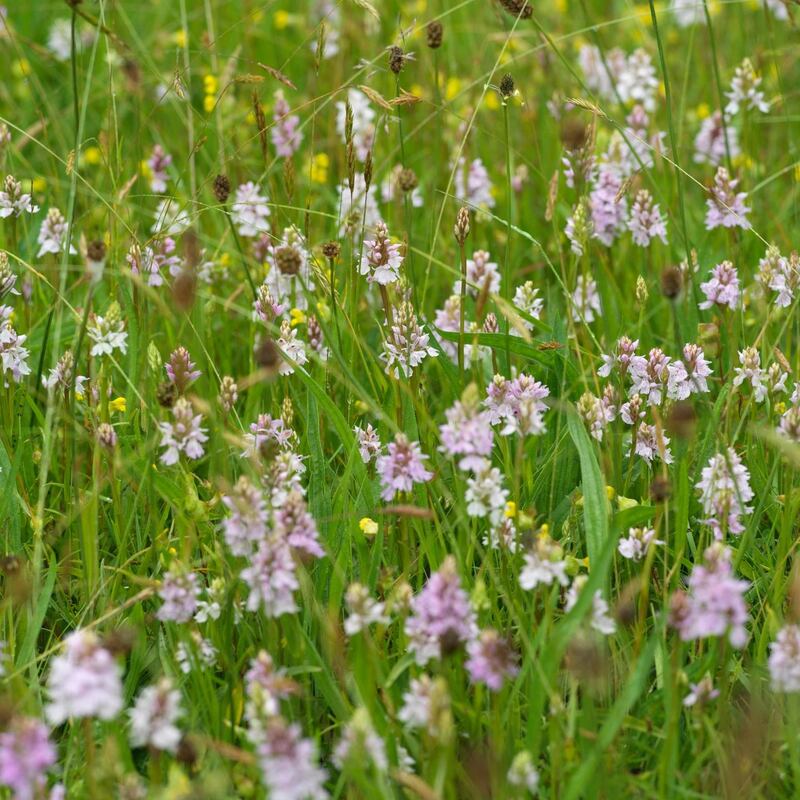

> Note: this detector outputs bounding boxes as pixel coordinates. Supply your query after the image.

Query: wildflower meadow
[1,0,800,797]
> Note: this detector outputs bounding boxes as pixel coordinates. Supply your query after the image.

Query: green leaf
[563,632,658,800]
[291,363,372,507]
[435,329,574,375]
[18,558,57,671]
[566,410,608,571]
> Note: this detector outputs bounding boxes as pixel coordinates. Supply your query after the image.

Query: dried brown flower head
[213,173,231,204]
[274,244,302,276]
[87,239,106,263]
[426,20,443,49]
[388,46,407,74]
[497,0,533,21]
[660,265,683,299]
[499,73,516,99]
[666,401,697,440]
[156,380,177,409]
[398,167,419,193]
[322,240,341,260]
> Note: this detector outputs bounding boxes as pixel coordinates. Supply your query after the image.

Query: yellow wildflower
[445,77,462,102]
[83,146,102,166]
[109,397,127,414]
[315,299,331,322]
[310,153,329,184]
[410,83,427,102]
[359,517,379,536]
[203,74,218,95]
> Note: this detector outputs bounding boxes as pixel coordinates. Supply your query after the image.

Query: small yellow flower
[172,30,187,48]
[109,396,127,414]
[554,0,567,12]
[617,495,639,511]
[289,308,306,327]
[355,400,369,414]
[273,10,290,29]
[504,500,517,518]
[12,59,31,78]
[220,253,231,268]
[538,522,550,537]
[203,94,216,113]
[484,92,500,111]
[246,110,256,125]
[359,517,379,535]
[410,83,427,102]
[140,159,152,178]
[775,401,787,415]
[696,102,711,120]
[168,546,177,556]
[83,146,102,166]
[445,77,462,102]
[315,299,331,322]
[203,74,218,95]
[605,485,616,500]
[31,177,47,193]
[310,153,329,184]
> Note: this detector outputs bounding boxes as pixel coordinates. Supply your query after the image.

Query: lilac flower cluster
[670,544,749,648]
[590,337,711,461]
